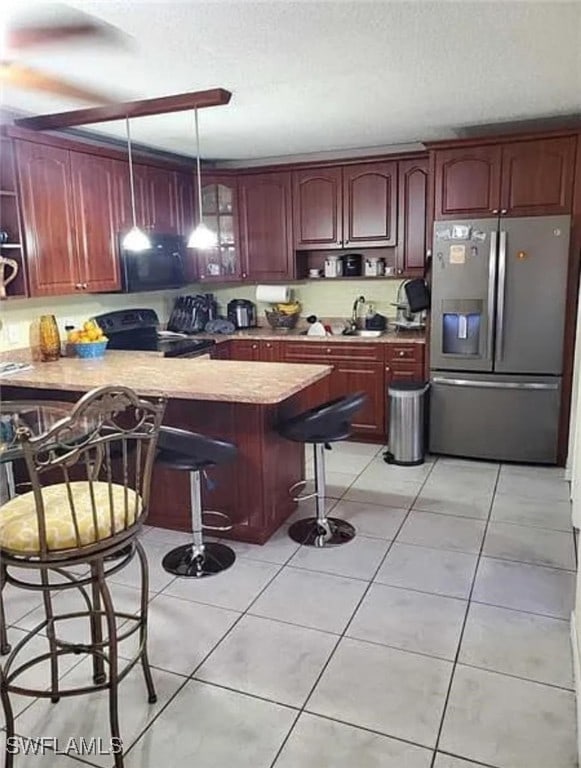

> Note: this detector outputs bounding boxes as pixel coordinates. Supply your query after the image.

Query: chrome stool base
[288,517,356,547]
[162,542,235,578]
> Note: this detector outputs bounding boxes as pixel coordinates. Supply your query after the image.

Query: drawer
[385,343,425,365]
[282,341,382,363]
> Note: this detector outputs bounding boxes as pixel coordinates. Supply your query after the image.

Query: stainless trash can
[384,381,429,466]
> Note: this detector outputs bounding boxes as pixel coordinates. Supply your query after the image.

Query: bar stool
[279,392,367,547]
[156,426,237,578]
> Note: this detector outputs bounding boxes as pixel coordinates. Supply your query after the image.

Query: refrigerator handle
[496,230,507,361]
[487,230,498,358]
[431,377,559,391]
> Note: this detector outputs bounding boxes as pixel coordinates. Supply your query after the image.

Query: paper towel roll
[256,285,291,303]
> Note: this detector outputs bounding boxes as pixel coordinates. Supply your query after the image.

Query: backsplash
[0,279,403,351]
[0,290,180,352]
[207,279,404,324]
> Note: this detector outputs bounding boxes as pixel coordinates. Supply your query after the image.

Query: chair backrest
[17,386,166,556]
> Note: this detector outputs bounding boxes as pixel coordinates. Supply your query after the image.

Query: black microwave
[119,233,187,293]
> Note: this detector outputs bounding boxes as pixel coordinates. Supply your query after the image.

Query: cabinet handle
[500,208,507,215]
[326,348,331,353]
[398,351,405,357]
[242,272,247,278]
[397,269,403,275]
[74,283,81,290]
[82,283,88,290]
[266,343,271,348]
[252,344,258,349]
[385,366,391,372]
[200,275,205,280]
[492,209,499,214]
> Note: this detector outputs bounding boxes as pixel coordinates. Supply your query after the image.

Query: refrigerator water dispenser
[441,299,482,356]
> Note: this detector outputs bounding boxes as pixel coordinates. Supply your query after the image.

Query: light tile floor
[2,443,577,768]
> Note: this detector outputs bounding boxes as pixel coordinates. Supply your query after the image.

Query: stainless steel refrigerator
[429,215,571,463]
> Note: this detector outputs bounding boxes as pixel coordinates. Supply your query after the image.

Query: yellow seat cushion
[0,481,141,554]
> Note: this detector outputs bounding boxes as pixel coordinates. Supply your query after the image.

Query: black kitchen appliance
[93,309,215,358]
[167,294,217,334]
[227,299,257,329]
[119,233,187,293]
[342,254,363,277]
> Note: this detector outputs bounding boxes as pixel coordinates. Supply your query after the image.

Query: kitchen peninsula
[1,351,332,543]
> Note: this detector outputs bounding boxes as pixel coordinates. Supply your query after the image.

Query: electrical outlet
[5,326,19,345]
[63,318,75,329]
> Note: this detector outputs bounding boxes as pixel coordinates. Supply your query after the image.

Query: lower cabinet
[221,338,426,442]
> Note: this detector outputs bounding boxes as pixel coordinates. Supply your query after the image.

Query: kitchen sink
[342,329,386,338]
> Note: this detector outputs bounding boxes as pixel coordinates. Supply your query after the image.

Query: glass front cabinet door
[197,176,243,281]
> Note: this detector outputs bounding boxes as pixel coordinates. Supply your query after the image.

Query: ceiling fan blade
[0,62,114,104]
[7,20,124,50]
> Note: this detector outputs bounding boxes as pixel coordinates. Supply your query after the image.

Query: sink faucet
[349,295,366,330]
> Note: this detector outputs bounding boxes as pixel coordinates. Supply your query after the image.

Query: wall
[207,279,403,325]
[0,279,403,351]
[0,289,181,352]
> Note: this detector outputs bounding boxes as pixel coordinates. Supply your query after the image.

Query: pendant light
[188,108,218,249]
[122,115,151,252]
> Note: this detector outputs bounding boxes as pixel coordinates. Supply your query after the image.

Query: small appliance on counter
[305,315,327,336]
[364,256,386,277]
[227,299,257,329]
[167,294,217,334]
[392,280,427,331]
[342,254,363,277]
[324,255,343,278]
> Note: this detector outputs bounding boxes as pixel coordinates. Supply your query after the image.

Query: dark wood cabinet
[397,157,429,277]
[197,174,242,282]
[16,141,79,296]
[433,137,576,220]
[343,161,398,247]
[500,137,576,216]
[134,164,179,232]
[210,341,232,360]
[69,152,123,293]
[239,171,294,281]
[0,137,28,298]
[261,340,281,361]
[434,145,502,219]
[292,167,343,249]
[331,361,385,437]
[228,339,262,361]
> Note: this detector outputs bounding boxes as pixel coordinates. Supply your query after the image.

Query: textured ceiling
[3,0,581,160]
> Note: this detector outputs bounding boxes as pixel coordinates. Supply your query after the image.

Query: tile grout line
[265,453,439,768]
[428,462,502,768]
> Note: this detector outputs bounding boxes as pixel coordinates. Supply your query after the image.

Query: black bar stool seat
[156,427,237,578]
[279,393,367,547]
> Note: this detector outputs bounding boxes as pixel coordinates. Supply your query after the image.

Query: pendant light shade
[122,115,151,252]
[188,108,217,249]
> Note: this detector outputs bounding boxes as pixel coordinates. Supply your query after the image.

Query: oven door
[120,234,187,292]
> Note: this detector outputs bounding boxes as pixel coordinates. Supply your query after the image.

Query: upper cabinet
[293,167,343,249]
[293,161,398,250]
[343,161,398,247]
[239,171,294,281]
[434,145,502,219]
[16,141,80,296]
[14,137,196,297]
[500,137,576,217]
[69,152,124,293]
[197,174,242,282]
[433,136,576,219]
[396,157,429,277]
[0,137,28,298]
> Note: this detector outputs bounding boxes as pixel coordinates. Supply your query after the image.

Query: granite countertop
[205,328,426,345]
[0,350,332,405]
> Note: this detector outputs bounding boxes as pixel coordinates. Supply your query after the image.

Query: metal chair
[279,392,367,547]
[0,386,166,768]
[156,426,237,578]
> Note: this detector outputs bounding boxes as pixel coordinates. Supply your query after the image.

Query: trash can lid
[388,381,429,395]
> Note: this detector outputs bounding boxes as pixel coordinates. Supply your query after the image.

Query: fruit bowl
[265,309,300,330]
[74,340,108,359]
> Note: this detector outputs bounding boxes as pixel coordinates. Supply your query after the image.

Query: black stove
[93,309,215,359]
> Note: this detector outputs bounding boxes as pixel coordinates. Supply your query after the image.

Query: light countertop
[0,350,332,405]
[206,328,426,344]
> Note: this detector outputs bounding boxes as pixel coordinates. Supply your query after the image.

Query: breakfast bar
[1,351,332,543]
